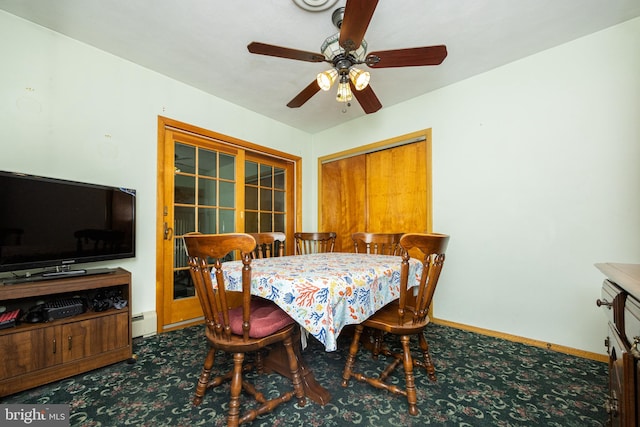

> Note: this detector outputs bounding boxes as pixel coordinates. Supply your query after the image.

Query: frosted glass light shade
[317,69,338,91]
[349,67,370,91]
[336,81,353,102]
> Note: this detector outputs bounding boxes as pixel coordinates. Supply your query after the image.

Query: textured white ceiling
[2,0,639,133]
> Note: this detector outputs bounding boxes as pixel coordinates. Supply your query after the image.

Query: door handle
[164,222,174,240]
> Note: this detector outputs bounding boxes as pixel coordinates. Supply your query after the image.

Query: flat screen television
[0,170,136,279]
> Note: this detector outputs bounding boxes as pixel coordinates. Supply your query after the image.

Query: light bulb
[316,69,338,91]
[349,67,370,91]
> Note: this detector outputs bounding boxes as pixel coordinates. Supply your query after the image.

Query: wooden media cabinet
[0,268,132,397]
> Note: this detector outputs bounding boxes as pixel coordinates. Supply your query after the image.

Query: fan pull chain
[341,99,351,113]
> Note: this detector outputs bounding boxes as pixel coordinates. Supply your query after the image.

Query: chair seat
[229,299,295,338]
[363,302,429,335]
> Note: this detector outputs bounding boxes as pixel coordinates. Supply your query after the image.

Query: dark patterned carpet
[2,323,608,426]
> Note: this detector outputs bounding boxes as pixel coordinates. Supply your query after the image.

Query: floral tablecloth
[222,252,423,351]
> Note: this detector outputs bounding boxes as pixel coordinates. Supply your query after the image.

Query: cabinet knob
[596,298,612,309]
[631,336,640,358]
[604,392,619,417]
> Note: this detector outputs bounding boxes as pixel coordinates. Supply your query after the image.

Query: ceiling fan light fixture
[317,68,338,91]
[349,67,370,90]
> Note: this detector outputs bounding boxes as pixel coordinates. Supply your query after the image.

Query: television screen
[0,171,136,275]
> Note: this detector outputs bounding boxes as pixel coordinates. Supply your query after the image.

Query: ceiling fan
[247,0,447,114]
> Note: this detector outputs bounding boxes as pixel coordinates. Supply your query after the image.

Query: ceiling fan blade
[339,0,378,51]
[287,80,321,108]
[248,42,326,63]
[366,45,448,68]
[350,81,382,114]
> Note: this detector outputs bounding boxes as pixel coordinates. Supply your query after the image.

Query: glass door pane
[244,160,286,234]
[173,142,236,299]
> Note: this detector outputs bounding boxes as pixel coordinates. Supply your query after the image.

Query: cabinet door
[608,322,637,427]
[62,313,129,362]
[0,327,62,379]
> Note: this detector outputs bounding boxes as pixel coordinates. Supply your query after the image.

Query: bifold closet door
[320,139,429,253]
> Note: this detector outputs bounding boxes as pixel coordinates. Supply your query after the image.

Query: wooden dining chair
[183,233,306,426]
[293,232,336,254]
[341,233,450,416]
[249,232,286,258]
[352,232,406,356]
[351,232,405,255]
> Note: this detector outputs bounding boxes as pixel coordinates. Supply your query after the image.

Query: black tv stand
[1,268,116,285]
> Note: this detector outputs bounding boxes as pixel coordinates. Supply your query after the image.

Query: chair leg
[255,349,264,374]
[418,333,437,381]
[194,347,216,405]
[282,335,306,407]
[372,329,384,360]
[400,335,419,416]
[341,324,364,387]
[227,352,245,427]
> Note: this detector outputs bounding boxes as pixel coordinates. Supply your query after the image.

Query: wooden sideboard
[596,263,640,427]
[0,268,132,397]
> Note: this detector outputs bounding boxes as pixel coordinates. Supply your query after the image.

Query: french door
[157,118,298,332]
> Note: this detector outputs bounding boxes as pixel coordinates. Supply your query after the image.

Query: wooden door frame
[156,116,302,332]
[317,128,433,233]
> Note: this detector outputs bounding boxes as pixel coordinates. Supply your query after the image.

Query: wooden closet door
[321,154,366,252]
[320,138,430,253]
[366,140,428,233]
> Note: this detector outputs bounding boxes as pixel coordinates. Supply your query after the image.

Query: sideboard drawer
[624,295,640,351]
[600,279,625,331]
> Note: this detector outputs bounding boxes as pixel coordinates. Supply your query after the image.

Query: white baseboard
[132,311,157,338]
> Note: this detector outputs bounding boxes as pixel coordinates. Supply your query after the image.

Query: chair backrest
[249,232,286,258]
[351,232,405,255]
[399,233,449,325]
[183,233,257,342]
[294,232,336,254]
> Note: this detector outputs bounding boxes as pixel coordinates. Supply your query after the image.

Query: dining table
[221,252,424,405]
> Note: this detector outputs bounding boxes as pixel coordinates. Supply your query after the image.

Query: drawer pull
[596,298,612,309]
[631,336,640,358]
[604,392,619,416]
[68,336,73,351]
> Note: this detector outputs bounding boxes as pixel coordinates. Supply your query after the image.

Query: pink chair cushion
[228,299,295,338]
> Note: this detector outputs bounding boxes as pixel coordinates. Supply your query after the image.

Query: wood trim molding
[317,129,430,164]
[159,116,300,162]
[431,317,608,363]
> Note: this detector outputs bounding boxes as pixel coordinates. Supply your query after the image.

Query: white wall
[0,11,313,316]
[2,9,639,356]
[312,17,640,355]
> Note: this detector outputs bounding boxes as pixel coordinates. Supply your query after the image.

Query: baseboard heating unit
[132,311,157,338]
